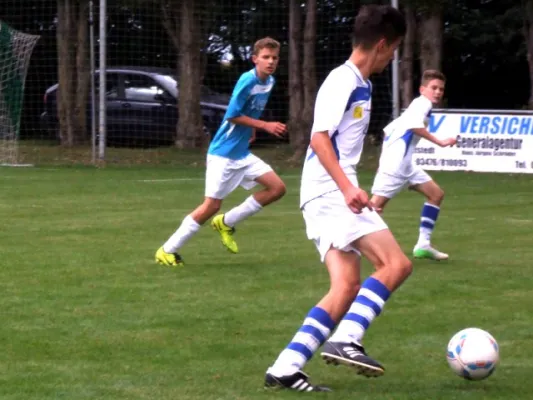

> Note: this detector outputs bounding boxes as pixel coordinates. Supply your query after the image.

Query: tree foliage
[0,0,530,146]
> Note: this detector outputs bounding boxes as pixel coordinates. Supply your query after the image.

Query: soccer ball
[446,328,499,381]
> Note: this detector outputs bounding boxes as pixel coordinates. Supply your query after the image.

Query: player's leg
[324,227,412,375]
[156,156,239,264]
[251,169,287,205]
[212,155,286,253]
[409,172,448,260]
[156,196,223,266]
[265,249,361,392]
[370,171,406,214]
[216,170,285,229]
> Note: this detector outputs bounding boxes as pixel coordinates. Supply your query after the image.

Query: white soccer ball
[446,328,499,381]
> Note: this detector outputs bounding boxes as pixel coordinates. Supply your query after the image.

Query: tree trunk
[296,0,317,161]
[401,5,416,109]
[74,0,89,144]
[176,0,204,148]
[419,6,443,72]
[288,0,304,159]
[523,0,533,109]
[56,0,76,146]
[56,0,89,146]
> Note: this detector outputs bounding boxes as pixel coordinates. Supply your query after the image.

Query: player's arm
[411,127,456,147]
[309,72,371,213]
[229,115,286,137]
[249,128,256,144]
[311,133,371,214]
[408,98,455,147]
[225,75,286,137]
[310,132,355,193]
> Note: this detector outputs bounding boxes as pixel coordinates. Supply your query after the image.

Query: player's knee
[393,255,413,280]
[277,182,287,198]
[428,187,444,204]
[378,252,412,278]
[437,188,445,203]
[270,180,286,200]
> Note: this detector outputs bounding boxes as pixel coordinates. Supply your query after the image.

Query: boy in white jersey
[155,37,287,267]
[371,70,456,261]
[265,5,411,392]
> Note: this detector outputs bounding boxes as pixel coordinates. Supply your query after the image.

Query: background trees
[0,0,530,151]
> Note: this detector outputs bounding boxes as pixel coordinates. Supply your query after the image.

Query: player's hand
[369,200,383,215]
[440,137,457,147]
[343,186,372,214]
[263,122,287,138]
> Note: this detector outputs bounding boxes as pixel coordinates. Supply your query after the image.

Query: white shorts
[371,168,432,199]
[205,153,273,199]
[302,190,388,262]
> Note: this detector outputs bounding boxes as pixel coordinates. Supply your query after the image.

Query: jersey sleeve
[310,67,354,138]
[402,96,432,130]
[225,73,255,119]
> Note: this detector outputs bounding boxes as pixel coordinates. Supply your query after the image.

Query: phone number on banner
[415,158,468,168]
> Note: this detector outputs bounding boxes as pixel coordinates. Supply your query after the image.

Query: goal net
[0,20,39,166]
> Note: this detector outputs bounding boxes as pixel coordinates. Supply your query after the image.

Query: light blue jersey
[208,68,275,160]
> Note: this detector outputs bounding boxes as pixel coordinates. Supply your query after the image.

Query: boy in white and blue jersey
[265,5,411,392]
[155,37,287,266]
[371,70,456,261]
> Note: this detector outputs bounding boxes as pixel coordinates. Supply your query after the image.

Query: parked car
[40,66,230,145]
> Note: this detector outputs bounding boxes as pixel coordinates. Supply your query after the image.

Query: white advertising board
[414,111,533,173]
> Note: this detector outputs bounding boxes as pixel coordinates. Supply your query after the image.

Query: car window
[94,73,120,99]
[123,74,165,102]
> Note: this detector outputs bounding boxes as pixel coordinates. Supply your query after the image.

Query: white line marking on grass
[148,209,304,217]
[505,218,533,225]
[137,178,204,182]
[137,174,301,183]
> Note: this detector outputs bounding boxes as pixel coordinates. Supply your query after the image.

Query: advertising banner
[415,111,533,173]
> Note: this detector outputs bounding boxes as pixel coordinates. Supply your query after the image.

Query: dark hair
[352,5,406,49]
[421,69,446,85]
[253,37,280,55]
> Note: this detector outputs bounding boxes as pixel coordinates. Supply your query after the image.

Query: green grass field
[1,150,533,399]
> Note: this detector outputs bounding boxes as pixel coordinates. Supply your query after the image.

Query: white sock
[223,195,262,227]
[417,203,440,248]
[417,228,432,247]
[329,277,389,344]
[268,307,335,377]
[163,215,201,253]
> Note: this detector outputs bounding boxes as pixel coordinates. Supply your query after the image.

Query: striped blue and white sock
[268,307,335,377]
[418,202,440,247]
[329,277,390,344]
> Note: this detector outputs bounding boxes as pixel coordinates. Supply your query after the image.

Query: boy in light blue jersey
[156,37,287,266]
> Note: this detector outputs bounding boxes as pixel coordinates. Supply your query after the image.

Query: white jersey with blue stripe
[208,68,274,160]
[300,61,372,208]
[378,95,433,176]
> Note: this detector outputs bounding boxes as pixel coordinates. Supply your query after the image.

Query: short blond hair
[421,69,446,86]
[252,37,280,55]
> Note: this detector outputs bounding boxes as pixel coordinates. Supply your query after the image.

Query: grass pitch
[1,148,532,399]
